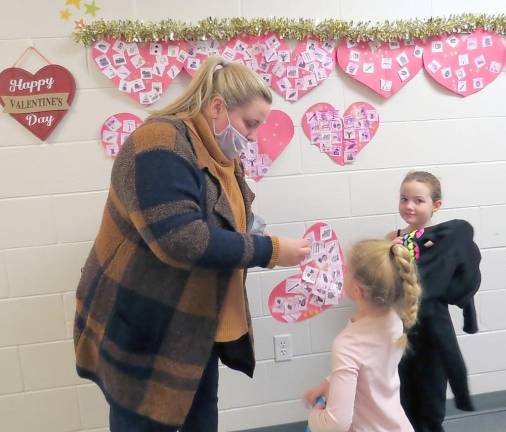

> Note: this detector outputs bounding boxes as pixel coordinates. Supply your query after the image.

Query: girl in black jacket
[387,171,481,432]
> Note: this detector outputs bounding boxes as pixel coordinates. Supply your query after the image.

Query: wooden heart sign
[0,65,76,141]
[268,222,346,323]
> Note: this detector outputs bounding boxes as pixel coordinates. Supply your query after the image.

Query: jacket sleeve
[424,301,474,411]
[446,220,481,333]
[112,124,276,271]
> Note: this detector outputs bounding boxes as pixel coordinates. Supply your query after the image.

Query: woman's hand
[304,379,330,408]
[277,237,311,267]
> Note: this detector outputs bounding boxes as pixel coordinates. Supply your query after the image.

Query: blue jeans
[109,348,219,432]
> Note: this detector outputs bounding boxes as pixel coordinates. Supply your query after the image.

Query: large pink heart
[220,33,336,102]
[337,39,424,98]
[92,39,189,105]
[301,101,379,165]
[240,109,294,181]
[183,40,221,76]
[423,29,505,97]
[268,222,346,323]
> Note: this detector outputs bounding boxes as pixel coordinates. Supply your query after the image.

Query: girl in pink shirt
[305,240,421,432]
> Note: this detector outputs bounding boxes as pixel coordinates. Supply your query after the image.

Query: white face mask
[213,112,249,159]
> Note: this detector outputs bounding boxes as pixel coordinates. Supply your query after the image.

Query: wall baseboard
[238,391,506,432]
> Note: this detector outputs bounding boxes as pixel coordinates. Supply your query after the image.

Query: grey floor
[444,410,506,432]
[241,392,506,432]
[241,410,506,432]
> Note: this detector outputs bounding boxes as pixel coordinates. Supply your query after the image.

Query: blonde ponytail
[149,56,272,120]
[348,240,421,349]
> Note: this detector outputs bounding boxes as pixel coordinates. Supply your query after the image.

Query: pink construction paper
[337,38,424,98]
[100,112,143,157]
[302,101,379,165]
[240,109,294,181]
[267,36,336,102]
[423,29,505,97]
[219,33,265,73]
[268,222,346,323]
[183,40,221,76]
[92,39,189,105]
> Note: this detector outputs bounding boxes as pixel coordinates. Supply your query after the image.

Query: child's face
[399,181,441,228]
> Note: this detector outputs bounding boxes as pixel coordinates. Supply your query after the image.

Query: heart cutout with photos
[240,109,294,181]
[0,64,76,141]
[220,33,336,102]
[337,38,424,98]
[100,112,143,158]
[423,29,505,97]
[183,40,221,76]
[268,222,346,323]
[302,101,379,165]
[92,39,189,105]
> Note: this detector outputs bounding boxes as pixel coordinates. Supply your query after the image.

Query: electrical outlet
[274,334,293,361]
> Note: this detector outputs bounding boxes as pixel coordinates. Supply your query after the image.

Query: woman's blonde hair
[149,56,272,120]
[348,239,421,349]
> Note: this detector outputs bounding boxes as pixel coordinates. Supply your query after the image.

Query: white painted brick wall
[0,1,505,431]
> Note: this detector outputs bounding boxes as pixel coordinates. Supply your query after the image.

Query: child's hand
[392,236,404,245]
[304,380,329,407]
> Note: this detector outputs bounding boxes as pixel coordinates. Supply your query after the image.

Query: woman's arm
[113,123,277,271]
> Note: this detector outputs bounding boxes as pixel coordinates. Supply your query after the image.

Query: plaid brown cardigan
[74,116,276,427]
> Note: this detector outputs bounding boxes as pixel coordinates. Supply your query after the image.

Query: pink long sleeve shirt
[308,309,414,432]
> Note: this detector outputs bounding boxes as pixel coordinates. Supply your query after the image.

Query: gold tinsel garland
[73,14,506,45]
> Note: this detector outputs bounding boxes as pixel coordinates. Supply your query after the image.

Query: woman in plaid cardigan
[74,56,309,432]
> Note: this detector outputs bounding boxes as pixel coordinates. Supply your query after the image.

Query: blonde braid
[390,244,421,347]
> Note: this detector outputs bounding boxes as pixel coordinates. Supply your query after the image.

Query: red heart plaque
[0,65,76,141]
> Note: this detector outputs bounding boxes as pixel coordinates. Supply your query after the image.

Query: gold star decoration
[60,9,72,21]
[74,18,85,30]
[66,0,81,8]
[84,1,100,17]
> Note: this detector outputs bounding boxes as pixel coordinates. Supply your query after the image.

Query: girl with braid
[304,240,420,432]
[388,171,481,432]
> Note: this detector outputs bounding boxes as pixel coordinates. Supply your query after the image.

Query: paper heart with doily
[422,29,505,97]
[268,222,346,323]
[92,39,189,105]
[337,39,424,98]
[301,101,379,165]
[239,109,294,181]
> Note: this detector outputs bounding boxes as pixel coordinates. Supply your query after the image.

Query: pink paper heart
[268,222,346,323]
[268,36,336,102]
[183,40,222,76]
[240,109,294,181]
[337,39,424,98]
[220,33,267,72]
[301,101,380,165]
[92,39,189,105]
[220,33,336,102]
[100,112,143,158]
[423,29,505,97]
